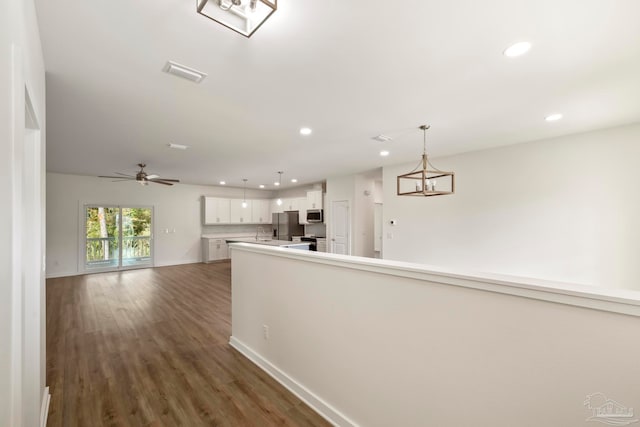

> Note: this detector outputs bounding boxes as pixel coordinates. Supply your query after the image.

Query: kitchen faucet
[256,226,265,240]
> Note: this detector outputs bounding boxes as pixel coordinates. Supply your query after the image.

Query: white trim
[229,243,640,317]
[229,337,357,427]
[40,387,50,427]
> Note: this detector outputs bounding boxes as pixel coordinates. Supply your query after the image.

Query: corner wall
[0,0,47,424]
[382,123,640,290]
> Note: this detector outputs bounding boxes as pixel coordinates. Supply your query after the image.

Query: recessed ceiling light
[291,178,298,183]
[380,150,390,157]
[167,143,189,150]
[545,113,563,122]
[259,184,265,189]
[274,182,280,186]
[219,181,226,185]
[503,41,532,58]
[300,127,312,136]
[162,61,207,83]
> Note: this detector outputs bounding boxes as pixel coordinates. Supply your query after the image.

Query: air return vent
[162,61,207,83]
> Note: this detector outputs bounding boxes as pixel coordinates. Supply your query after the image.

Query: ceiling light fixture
[162,61,207,83]
[300,127,312,136]
[259,184,265,189]
[197,0,277,38]
[276,171,283,206]
[291,178,298,183]
[167,143,189,150]
[503,41,532,58]
[545,113,563,122]
[220,181,226,185]
[241,179,248,208]
[397,125,455,197]
[380,150,390,157]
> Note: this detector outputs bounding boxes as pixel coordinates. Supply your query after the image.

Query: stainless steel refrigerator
[272,211,304,241]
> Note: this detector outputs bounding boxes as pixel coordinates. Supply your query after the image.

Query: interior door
[330,200,350,255]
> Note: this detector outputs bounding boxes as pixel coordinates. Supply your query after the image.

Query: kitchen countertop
[225,237,311,248]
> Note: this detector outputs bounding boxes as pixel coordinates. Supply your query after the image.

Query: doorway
[83,205,153,271]
[330,200,350,255]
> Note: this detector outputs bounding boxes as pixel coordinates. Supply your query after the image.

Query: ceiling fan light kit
[197,0,277,38]
[397,125,455,197]
[99,163,180,186]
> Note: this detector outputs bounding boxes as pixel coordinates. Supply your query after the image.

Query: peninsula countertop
[225,237,311,248]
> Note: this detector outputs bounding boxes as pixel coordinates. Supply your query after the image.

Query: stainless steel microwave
[306,209,323,223]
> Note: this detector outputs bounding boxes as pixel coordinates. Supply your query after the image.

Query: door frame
[78,203,155,274]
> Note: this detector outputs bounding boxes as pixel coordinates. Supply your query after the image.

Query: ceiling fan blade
[99,175,135,180]
[149,179,174,186]
[114,172,135,177]
[146,174,159,179]
[150,178,180,182]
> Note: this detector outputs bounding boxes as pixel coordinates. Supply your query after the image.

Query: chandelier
[197,0,277,38]
[396,125,455,197]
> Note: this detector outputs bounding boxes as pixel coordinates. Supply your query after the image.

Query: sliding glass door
[84,205,153,271]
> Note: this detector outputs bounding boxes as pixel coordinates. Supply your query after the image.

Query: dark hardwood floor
[46,262,331,427]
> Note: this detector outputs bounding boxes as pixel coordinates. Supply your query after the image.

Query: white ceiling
[36,0,640,189]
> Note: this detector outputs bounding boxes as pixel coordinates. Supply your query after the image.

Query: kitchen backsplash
[304,223,326,237]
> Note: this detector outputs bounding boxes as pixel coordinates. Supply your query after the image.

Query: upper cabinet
[204,196,271,225]
[251,199,271,224]
[203,191,322,226]
[203,197,231,224]
[306,190,323,210]
[282,198,299,212]
[230,199,253,224]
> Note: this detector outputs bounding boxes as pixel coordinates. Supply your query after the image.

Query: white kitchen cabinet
[251,199,271,224]
[271,199,284,214]
[203,197,231,224]
[230,199,253,223]
[297,197,308,224]
[202,238,229,262]
[306,190,323,210]
[283,198,299,212]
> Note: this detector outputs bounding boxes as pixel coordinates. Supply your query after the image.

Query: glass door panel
[84,205,153,271]
[121,207,152,268]
[85,206,120,270]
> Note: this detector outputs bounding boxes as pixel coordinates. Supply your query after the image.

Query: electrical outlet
[263,325,269,340]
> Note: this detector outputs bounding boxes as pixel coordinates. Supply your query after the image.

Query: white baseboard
[40,386,50,427]
[45,271,80,279]
[229,336,357,427]
[46,260,203,279]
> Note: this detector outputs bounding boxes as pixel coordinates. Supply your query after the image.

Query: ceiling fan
[99,163,180,186]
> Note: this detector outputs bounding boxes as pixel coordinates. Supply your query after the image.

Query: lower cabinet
[202,238,229,262]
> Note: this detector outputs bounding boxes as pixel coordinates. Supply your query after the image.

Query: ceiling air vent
[162,61,207,83]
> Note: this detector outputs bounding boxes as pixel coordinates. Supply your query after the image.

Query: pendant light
[275,171,283,206]
[241,178,248,208]
[197,0,277,38]
[396,125,455,197]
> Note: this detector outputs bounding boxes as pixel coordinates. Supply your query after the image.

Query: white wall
[0,0,47,424]
[230,245,640,427]
[353,174,375,258]
[46,172,273,277]
[382,123,640,291]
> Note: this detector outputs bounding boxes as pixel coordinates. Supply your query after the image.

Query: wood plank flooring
[46,262,331,427]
